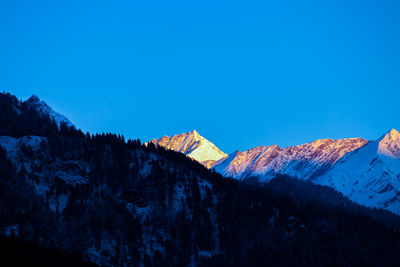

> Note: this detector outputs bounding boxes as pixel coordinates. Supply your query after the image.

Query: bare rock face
[148,130,227,167]
[213,137,368,182]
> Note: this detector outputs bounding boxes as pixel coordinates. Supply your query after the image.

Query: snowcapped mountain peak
[388,128,400,141]
[189,129,200,136]
[315,129,400,214]
[213,137,368,181]
[378,128,400,158]
[390,128,399,134]
[24,95,73,128]
[186,130,202,141]
[149,130,227,167]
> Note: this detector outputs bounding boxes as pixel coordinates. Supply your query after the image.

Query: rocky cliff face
[148,130,227,167]
[213,137,368,182]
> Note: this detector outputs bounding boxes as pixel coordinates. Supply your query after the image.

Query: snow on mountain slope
[213,138,368,182]
[0,136,45,169]
[314,129,400,215]
[148,130,227,167]
[378,128,400,158]
[24,95,73,128]
[149,129,400,215]
[213,146,278,178]
[0,135,88,186]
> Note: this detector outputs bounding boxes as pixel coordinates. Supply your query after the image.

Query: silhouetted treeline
[0,91,400,266]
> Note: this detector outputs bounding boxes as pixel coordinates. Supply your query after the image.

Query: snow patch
[24,95,73,128]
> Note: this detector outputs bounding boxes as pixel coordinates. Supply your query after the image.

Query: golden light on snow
[148,130,227,168]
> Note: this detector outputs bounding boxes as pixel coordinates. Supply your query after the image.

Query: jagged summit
[315,129,400,214]
[24,95,73,128]
[390,128,400,135]
[387,128,400,142]
[189,129,200,136]
[378,128,400,158]
[149,130,227,167]
[213,137,368,180]
[377,128,400,140]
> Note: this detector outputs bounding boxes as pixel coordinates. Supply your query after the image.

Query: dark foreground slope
[0,235,98,267]
[258,175,400,228]
[0,92,400,266]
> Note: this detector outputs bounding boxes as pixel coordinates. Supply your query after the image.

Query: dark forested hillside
[259,175,400,228]
[0,92,59,137]
[0,235,98,267]
[0,92,400,266]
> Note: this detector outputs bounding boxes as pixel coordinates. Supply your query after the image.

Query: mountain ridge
[315,128,400,214]
[149,128,400,215]
[214,137,369,180]
[1,91,400,266]
[24,95,74,128]
[148,130,227,168]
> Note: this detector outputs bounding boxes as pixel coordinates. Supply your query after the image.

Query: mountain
[0,92,73,138]
[148,130,227,168]
[314,129,400,215]
[24,95,73,128]
[2,92,400,266]
[213,137,368,181]
[212,130,400,215]
[264,175,400,228]
[151,129,400,215]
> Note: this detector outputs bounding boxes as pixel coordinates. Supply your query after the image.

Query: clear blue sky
[1,0,399,153]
